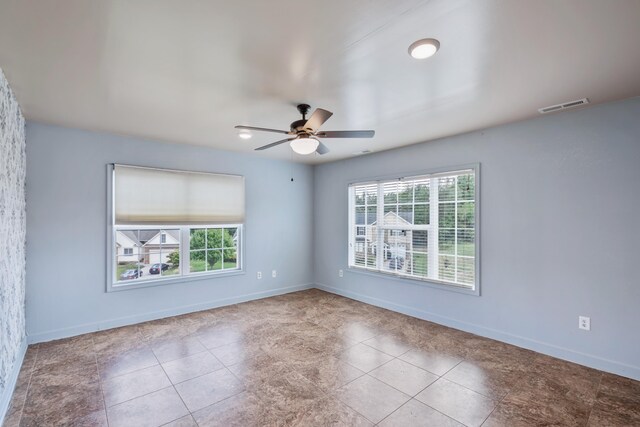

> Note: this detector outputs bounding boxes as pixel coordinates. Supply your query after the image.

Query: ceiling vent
[352,150,371,156]
[538,98,590,114]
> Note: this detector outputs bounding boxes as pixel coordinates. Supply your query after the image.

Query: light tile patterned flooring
[4,289,640,426]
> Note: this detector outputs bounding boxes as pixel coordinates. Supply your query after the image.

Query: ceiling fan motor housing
[290,119,308,133]
[292,104,312,133]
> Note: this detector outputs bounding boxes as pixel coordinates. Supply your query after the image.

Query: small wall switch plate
[257,271,262,279]
[579,316,591,331]
[339,269,344,277]
[272,270,277,278]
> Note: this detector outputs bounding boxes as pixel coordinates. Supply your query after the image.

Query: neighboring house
[367,211,413,260]
[141,230,180,264]
[115,229,180,265]
[354,208,378,254]
[115,231,142,263]
[355,225,366,253]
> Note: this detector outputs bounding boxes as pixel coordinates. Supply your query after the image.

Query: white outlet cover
[339,269,344,277]
[257,271,262,279]
[272,270,277,278]
[579,316,591,331]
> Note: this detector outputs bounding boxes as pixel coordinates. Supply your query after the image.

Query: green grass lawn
[162,266,180,276]
[411,253,428,275]
[118,259,237,280]
[438,242,475,257]
[190,259,238,272]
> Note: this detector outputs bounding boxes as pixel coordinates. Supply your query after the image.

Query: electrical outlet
[257,271,262,280]
[339,269,344,277]
[579,316,591,331]
[272,270,277,278]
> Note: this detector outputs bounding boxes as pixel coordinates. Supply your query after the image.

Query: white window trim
[346,163,480,296]
[106,165,245,292]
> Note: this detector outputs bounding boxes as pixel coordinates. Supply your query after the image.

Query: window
[348,167,478,290]
[113,225,241,284]
[109,165,245,290]
[189,227,239,273]
[115,228,182,281]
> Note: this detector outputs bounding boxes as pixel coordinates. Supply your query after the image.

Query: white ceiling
[1,0,639,164]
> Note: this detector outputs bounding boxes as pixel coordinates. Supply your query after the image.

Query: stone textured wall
[0,68,26,397]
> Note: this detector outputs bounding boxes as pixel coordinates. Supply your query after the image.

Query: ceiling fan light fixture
[237,104,374,154]
[290,136,319,155]
[238,130,252,139]
[409,38,440,59]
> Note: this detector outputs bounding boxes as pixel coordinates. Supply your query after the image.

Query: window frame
[106,165,245,292]
[186,226,243,276]
[347,163,480,296]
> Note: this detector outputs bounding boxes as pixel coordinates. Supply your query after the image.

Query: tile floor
[4,289,640,426]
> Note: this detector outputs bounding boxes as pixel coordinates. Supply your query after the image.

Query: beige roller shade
[114,165,245,225]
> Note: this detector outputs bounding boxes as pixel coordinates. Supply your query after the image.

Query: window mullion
[428,178,439,279]
[180,227,189,276]
[348,187,355,266]
[376,184,384,270]
[454,176,458,284]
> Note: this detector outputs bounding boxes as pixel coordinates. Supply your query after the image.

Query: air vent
[352,150,371,156]
[538,98,589,114]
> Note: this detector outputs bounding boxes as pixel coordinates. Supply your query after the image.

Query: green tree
[414,183,429,202]
[398,183,413,203]
[189,228,237,268]
[457,174,475,200]
[167,250,180,266]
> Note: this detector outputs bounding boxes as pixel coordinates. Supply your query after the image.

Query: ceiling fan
[235,104,375,155]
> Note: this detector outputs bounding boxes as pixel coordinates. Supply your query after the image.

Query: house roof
[117,229,180,246]
[142,229,180,246]
[356,210,412,226]
[119,230,142,246]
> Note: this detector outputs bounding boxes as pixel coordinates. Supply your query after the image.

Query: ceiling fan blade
[235,125,291,135]
[254,137,295,151]
[316,141,330,155]
[316,130,375,138]
[304,108,333,132]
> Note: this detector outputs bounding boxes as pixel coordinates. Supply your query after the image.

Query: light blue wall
[313,97,640,380]
[25,98,640,380]
[25,122,314,342]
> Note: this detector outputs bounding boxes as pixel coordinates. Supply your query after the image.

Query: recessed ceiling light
[238,130,252,139]
[408,38,440,59]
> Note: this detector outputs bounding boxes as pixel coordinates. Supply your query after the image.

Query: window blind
[348,168,476,289]
[113,165,245,225]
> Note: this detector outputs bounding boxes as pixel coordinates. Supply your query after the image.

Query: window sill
[108,269,245,292]
[347,266,480,296]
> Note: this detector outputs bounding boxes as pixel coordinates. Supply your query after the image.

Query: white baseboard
[316,283,640,381]
[0,337,27,426]
[28,283,313,344]
[24,281,640,382]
